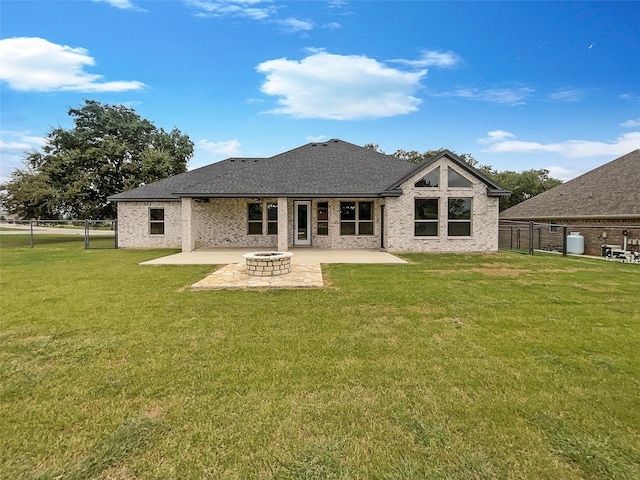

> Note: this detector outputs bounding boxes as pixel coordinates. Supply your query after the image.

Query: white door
[294,201,311,246]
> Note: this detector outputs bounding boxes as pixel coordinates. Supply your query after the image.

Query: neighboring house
[500,149,640,255]
[108,139,509,253]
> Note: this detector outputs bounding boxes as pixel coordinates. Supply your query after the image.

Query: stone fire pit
[242,251,293,276]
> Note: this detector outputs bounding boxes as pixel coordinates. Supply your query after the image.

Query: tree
[490,169,562,211]
[366,143,561,210]
[0,100,193,219]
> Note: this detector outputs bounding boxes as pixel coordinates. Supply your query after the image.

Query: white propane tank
[566,232,584,255]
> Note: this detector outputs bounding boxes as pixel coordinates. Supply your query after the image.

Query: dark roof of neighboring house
[108,139,509,201]
[501,149,640,220]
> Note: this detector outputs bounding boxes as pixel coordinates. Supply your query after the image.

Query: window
[317,202,329,236]
[247,203,263,235]
[414,167,439,188]
[340,201,374,235]
[414,199,438,236]
[248,202,278,235]
[448,168,472,188]
[267,203,278,235]
[149,208,165,235]
[448,198,472,236]
[549,220,558,233]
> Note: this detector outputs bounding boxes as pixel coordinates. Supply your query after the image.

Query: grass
[1,234,639,479]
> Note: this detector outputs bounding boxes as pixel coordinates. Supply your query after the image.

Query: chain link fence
[0,219,117,249]
[499,220,640,262]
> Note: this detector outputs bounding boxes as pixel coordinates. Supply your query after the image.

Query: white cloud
[0,131,47,183]
[548,88,592,103]
[479,130,640,158]
[307,135,328,142]
[187,1,342,32]
[0,37,145,92]
[93,0,143,10]
[620,118,640,128]
[441,87,535,106]
[187,0,277,20]
[197,139,241,156]
[323,22,342,30]
[477,130,515,144]
[277,17,314,33]
[545,165,577,182]
[256,51,426,120]
[391,49,461,68]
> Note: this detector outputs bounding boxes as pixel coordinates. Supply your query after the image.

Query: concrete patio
[140,248,408,266]
[140,248,407,289]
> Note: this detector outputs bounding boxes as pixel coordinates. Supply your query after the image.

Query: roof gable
[501,149,640,219]
[388,149,510,196]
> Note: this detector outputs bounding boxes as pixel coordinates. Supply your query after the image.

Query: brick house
[500,149,640,256]
[108,139,509,253]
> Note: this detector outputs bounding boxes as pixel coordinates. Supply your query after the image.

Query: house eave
[108,196,180,202]
[173,192,397,199]
[501,214,640,221]
[487,188,511,197]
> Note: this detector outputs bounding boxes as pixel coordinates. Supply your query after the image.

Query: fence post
[30,220,34,249]
[562,226,568,256]
[114,220,118,249]
[84,219,89,249]
[529,221,534,255]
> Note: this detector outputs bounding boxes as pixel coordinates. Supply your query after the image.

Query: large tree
[489,168,562,210]
[0,100,193,219]
[365,144,561,210]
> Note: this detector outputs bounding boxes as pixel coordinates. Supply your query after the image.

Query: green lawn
[1,235,638,479]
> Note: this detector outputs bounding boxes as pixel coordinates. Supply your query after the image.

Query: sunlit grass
[1,235,638,479]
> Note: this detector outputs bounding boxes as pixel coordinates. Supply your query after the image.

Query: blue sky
[1,1,639,184]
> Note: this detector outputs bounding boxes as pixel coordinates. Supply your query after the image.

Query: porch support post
[181,197,196,252]
[277,197,288,251]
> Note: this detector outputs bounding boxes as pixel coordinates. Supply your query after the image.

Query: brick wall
[195,197,382,249]
[385,158,500,253]
[116,201,182,248]
[116,166,502,254]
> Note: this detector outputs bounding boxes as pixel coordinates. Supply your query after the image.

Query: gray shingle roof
[109,139,510,201]
[501,149,640,219]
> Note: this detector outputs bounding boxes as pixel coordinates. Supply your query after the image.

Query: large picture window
[448,198,472,236]
[248,202,278,235]
[149,208,165,235]
[414,199,438,236]
[340,201,373,235]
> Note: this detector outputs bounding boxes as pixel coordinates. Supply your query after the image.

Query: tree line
[365,144,562,211]
[0,100,193,219]
[0,101,561,219]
